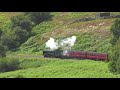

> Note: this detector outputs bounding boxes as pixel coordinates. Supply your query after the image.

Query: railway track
[7,54,63,60]
[6,54,83,61]
[7,54,44,59]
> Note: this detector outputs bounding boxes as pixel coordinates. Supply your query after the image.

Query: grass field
[0,57,120,78]
[1,12,120,78]
[15,12,116,54]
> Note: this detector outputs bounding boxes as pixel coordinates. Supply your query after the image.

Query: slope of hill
[1,58,120,78]
[0,12,23,27]
[1,12,120,78]
[12,12,120,55]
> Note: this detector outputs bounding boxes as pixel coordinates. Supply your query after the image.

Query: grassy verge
[0,58,120,78]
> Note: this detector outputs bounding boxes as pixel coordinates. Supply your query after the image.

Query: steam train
[43,50,109,61]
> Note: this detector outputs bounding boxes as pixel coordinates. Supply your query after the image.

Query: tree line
[109,19,120,73]
[0,12,52,57]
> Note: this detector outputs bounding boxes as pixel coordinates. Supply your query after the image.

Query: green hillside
[1,12,120,78]
[14,12,119,55]
[0,58,120,78]
[0,12,23,27]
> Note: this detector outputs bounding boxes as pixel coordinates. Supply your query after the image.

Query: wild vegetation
[1,12,120,78]
[13,12,116,55]
[108,18,120,73]
[0,58,120,78]
[0,57,20,72]
[0,12,52,56]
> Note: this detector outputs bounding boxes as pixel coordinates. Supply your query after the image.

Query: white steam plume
[60,36,76,47]
[45,37,58,50]
[45,36,76,50]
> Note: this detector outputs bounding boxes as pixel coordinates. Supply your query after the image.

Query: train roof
[43,50,63,52]
[43,50,108,55]
[63,50,108,54]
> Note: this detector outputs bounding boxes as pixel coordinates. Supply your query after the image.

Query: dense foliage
[25,12,52,25]
[0,12,52,56]
[109,39,120,73]
[0,44,6,57]
[1,12,120,77]
[0,58,20,72]
[110,19,120,46]
[109,19,120,73]
[0,58,120,78]
[10,15,32,32]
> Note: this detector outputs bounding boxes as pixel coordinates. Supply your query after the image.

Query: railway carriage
[86,52,108,61]
[43,50,109,61]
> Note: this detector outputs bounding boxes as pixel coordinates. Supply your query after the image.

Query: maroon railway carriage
[86,52,108,61]
[43,50,109,61]
[63,50,86,59]
[62,50,109,61]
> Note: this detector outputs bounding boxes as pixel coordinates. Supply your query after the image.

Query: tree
[109,19,120,73]
[0,29,2,37]
[10,15,32,32]
[109,38,120,73]
[0,43,6,57]
[110,19,120,46]
[1,34,17,50]
[1,27,30,50]
[10,15,24,28]
[13,26,29,45]
[25,12,52,25]
[19,19,32,32]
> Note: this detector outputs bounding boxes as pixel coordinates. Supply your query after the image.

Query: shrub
[0,58,20,72]
[13,26,29,45]
[109,38,120,73]
[1,33,17,50]
[15,74,25,78]
[109,18,120,74]
[25,12,52,25]
[110,19,120,46]
[0,28,2,37]
[0,44,6,57]
[19,19,32,32]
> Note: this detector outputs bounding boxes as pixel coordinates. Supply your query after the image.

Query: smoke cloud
[45,36,76,50]
[45,37,58,50]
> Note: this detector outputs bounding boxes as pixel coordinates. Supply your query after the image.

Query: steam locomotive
[43,50,109,61]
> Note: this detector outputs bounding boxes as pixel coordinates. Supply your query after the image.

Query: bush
[109,18,120,74]
[0,43,6,57]
[19,19,32,32]
[110,19,120,46]
[25,12,52,25]
[13,26,29,45]
[15,74,25,78]
[1,27,30,50]
[1,33,17,50]
[110,36,118,46]
[0,29,2,37]
[0,58,20,72]
[109,38,120,73]
[10,15,32,32]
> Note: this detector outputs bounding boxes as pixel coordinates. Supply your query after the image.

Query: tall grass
[0,58,120,78]
[0,57,20,72]
[19,58,49,69]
